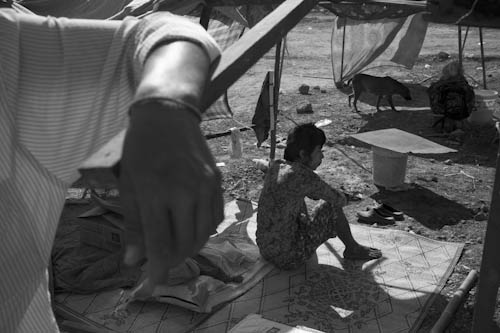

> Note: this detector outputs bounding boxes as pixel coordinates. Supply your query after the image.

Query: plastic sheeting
[12,0,275,120]
[331,13,428,86]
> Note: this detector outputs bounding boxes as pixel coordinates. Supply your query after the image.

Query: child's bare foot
[343,245,382,260]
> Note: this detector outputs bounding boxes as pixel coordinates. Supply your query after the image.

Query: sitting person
[427,60,475,130]
[256,123,382,270]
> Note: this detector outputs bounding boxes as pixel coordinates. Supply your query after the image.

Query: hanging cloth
[331,12,428,86]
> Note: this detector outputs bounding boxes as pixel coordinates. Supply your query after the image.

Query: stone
[449,129,466,142]
[474,212,488,221]
[437,51,450,61]
[298,84,310,95]
[296,102,313,114]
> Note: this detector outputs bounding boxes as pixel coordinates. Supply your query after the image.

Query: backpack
[428,78,475,121]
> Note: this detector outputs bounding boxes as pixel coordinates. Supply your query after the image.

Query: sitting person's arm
[298,164,347,207]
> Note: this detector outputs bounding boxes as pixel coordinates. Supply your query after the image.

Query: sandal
[375,202,404,221]
[357,207,395,225]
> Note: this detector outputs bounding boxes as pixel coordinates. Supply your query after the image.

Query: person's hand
[119,103,224,297]
[118,40,223,298]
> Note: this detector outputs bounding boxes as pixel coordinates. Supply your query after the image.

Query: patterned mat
[55,200,463,333]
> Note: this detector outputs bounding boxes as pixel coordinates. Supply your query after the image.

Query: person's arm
[119,31,223,299]
[298,166,347,207]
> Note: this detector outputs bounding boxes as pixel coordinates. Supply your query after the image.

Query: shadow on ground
[337,82,499,168]
[371,184,474,230]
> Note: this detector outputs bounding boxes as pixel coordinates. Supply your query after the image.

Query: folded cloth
[149,219,273,312]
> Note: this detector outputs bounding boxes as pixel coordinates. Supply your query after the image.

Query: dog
[347,74,412,112]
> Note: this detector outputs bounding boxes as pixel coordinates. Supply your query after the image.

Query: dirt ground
[199,8,500,332]
[59,8,500,333]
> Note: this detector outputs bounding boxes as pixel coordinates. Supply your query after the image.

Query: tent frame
[74,0,500,331]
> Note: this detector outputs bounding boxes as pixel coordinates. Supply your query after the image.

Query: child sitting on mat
[256,123,382,270]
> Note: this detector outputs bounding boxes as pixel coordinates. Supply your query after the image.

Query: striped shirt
[0,9,220,332]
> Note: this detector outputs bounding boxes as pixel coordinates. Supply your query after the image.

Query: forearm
[134,41,212,116]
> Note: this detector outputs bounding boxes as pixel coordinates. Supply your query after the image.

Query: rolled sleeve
[128,12,221,81]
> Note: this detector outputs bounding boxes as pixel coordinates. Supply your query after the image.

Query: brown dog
[348,74,412,112]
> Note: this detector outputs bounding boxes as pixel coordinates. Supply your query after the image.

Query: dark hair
[283,123,326,162]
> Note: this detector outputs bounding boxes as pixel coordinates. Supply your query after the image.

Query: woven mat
[55,200,463,333]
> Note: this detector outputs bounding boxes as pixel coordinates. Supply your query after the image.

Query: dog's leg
[376,95,382,112]
[348,93,353,107]
[353,92,360,112]
[388,95,399,112]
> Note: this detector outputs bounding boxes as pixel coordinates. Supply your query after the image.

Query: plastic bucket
[469,89,498,125]
[372,146,408,188]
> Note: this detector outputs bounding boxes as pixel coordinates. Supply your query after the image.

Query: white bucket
[372,146,408,188]
[469,89,498,125]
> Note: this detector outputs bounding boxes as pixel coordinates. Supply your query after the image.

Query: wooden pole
[472,122,500,332]
[205,0,319,108]
[479,27,487,89]
[274,40,283,112]
[199,5,212,30]
[269,71,276,160]
[270,40,283,161]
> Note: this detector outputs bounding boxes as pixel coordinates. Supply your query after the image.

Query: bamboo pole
[431,270,479,333]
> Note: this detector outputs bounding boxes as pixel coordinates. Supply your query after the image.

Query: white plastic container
[372,146,408,188]
[469,89,498,125]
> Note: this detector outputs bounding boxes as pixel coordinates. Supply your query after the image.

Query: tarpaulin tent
[12,0,278,121]
[321,1,428,87]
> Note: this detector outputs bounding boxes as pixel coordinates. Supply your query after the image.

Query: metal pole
[458,25,463,70]
[461,26,469,53]
[472,122,500,332]
[479,27,487,89]
[340,16,347,84]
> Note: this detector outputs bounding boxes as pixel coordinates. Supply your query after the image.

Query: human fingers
[193,135,224,230]
[211,167,225,229]
[119,154,146,268]
[139,187,197,286]
[192,165,223,247]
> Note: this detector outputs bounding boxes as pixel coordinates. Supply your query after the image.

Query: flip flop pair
[357,202,404,225]
[374,202,404,221]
